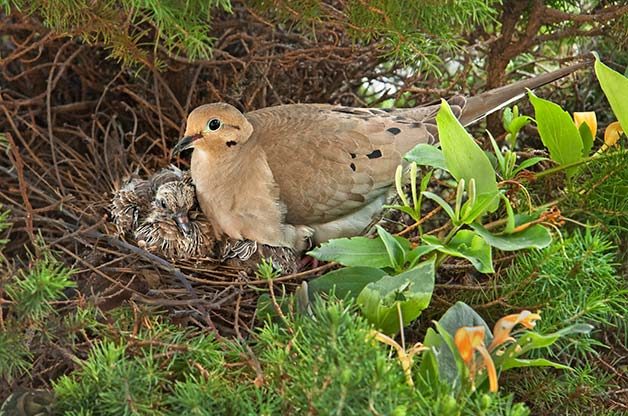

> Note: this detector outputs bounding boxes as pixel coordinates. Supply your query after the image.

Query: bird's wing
[246,104,442,225]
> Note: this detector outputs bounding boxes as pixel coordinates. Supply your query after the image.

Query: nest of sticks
[0,13,494,336]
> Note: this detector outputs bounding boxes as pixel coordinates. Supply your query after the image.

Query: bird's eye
[207,119,221,131]
[159,199,167,209]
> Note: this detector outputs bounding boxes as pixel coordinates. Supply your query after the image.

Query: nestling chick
[221,239,298,275]
[134,180,214,259]
[110,166,189,235]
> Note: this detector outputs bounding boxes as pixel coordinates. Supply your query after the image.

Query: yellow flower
[604,121,624,148]
[454,326,498,392]
[489,310,541,351]
[371,330,426,387]
[573,112,597,138]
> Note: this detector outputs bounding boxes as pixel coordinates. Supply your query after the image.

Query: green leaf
[405,144,448,171]
[422,191,455,220]
[436,100,499,205]
[578,123,594,157]
[376,225,406,271]
[308,235,410,268]
[423,230,494,273]
[512,156,549,175]
[357,258,435,335]
[528,91,583,176]
[470,223,552,251]
[460,192,500,224]
[437,301,492,342]
[517,324,593,353]
[407,246,438,268]
[308,267,387,300]
[595,57,628,133]
[500,357,570,371]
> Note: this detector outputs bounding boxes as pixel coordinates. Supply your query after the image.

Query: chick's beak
[174,213,192,236]
[172,133,202,156]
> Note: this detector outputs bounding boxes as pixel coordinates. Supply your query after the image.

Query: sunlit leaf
[308,235,410,268]
[423,230,494,273]
[308,266,387,300]
[405,144,448,171]
[528,91,583,176]
[470,223,552,251]
[595,57,628,133]
[357,258,435,335]
[437,100,499,206]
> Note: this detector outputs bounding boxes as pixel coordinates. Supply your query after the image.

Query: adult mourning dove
[110,166,188,235]
[174,61,590,251]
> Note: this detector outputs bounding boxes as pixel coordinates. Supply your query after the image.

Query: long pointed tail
[459,57,593,126]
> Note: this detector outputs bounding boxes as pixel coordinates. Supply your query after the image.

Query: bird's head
[173,103,254,156]
[153,181,196,236]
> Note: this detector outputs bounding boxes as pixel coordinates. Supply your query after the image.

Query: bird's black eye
[207,119,221,131]
[159,199,167,209]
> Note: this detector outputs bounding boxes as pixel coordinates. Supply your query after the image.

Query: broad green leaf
[436,100,499,204]
[423,230,494,273]
[419,302,493,390]
[407,246,437,268]
[308,235,410,268]
[405,144,448,171]
[433,321,469,390]
[500,357,570,371]
[357,258,435,335]
[471,223,552,251]
[528,91,583,176]
[437,301,492,342]
[307,267,387,300]
[595,57,628,133]
[578,123,594,157]
[376,225,406,271]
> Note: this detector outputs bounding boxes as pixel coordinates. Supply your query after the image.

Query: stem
[533,150,627,179]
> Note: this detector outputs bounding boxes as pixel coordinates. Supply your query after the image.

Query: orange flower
[454,326,498,392]
[573,112,597,138]
[489,310,541,351]
[604,121,624,148]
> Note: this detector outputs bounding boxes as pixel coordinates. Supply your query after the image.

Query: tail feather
[460,58,593,126]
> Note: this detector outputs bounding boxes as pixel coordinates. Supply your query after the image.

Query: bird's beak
[172,133,202,156]
[174,213,192,236]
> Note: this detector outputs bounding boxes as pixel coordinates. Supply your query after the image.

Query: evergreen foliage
[1,0,232,66]
[51,300,532,415]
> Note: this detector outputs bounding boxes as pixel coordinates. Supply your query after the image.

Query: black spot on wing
[350,163,356,171]
[366,149,382,159]
[350,153,356,159]
[387,127,401,135]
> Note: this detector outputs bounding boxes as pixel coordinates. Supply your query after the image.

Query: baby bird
[220,239,298,275]
[135,180,214,259]
[110,166,188,235]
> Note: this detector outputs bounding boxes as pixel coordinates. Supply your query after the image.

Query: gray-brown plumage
[220,239,298,274]
[0,389,55,416]
[110,166,188,235]
[173,61,590,252]
[134,180,214,259]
